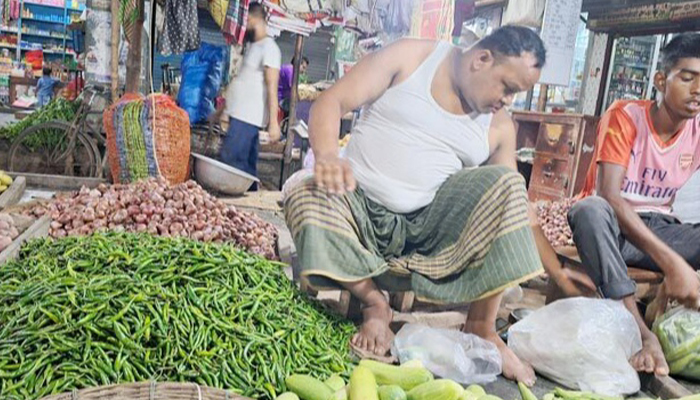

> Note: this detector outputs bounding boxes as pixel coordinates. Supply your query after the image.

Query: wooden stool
[291,257,416,318]
[547,246,664,306]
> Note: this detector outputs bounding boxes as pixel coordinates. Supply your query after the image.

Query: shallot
[25,177,279,259]
[536,197,577,248]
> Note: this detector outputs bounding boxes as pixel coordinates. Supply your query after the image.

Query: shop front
[582,0,700,115]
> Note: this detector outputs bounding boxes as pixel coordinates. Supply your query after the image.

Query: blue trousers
[219,118,260,190]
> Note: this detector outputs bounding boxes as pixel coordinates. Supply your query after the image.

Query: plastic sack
[653,306,700,380]
[178,42,227,125]
[390,324,501,385]
[508,298,642,396]
[502,0,546,28]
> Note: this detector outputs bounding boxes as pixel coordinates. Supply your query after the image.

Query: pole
[110,0,119,99]
[281,34,305,186]
[537,84,549,112]
[525,89,534,111]
[125,0,145,93]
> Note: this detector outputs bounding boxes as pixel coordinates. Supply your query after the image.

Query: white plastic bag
[508,298,642,396]
[390,324,502,385]
[502,0,546,28]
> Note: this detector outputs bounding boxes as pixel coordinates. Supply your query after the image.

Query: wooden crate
[0,176,26,210]
[0,214,50,265]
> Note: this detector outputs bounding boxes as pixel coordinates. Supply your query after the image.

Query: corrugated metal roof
[583,0,700,34]
[276,28,335,82]
[582,0,689,18]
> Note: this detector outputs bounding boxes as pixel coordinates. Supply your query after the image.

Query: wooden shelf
[23,1,81,11]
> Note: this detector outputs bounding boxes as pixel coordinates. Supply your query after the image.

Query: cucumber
[276,393,301,400]
[349,365,379,400]
[325,374,346,392]
[379,385,407,400]
[466,385,487,397]
[285,374,334,400]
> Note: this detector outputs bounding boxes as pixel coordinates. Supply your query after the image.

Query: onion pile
[0,214,19,252]
[24,178,279,259]
[536,198,576,248]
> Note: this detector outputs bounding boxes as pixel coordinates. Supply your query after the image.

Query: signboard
[588,1,700,29]
[538,0,583,87]
[333,27,358,63]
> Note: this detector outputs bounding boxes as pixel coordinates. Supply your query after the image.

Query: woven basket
[38,382,253,400]
[190,122,225,158]
[104,94,191,185]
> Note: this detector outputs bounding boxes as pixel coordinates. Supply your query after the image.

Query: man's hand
[660,253,700,309]
[267,122,281,143]
[314,154,356,195]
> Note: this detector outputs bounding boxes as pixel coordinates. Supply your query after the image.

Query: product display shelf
[7,0,84,62]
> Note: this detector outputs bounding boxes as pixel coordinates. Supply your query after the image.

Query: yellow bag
[208,0,228,28]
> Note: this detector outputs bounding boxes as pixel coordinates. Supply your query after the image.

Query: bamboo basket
[39,382,254,400]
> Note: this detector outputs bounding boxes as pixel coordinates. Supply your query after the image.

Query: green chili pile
[0,99,79,143]
[0,233,355,400]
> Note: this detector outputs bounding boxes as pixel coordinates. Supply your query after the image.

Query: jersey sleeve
[595,105,637,167]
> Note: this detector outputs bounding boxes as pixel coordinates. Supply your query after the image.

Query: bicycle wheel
[7,120,101,177]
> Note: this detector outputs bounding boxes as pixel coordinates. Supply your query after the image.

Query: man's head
[292,56,310,75]
[654,33,700,119]
[245,2,267,42]
[43,67,52,77]
[456,25,546,114]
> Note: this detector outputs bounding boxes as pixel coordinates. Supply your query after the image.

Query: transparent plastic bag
[508,298,642,396]
[390,324,501,384]
[653,306,700,380]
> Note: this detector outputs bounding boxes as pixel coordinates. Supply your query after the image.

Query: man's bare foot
[464,323,536,386]
[630,330,669,375]
[351,302,394,356]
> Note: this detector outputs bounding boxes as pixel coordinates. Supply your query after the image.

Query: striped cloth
[285,166,544,304]
[223,0,250,45]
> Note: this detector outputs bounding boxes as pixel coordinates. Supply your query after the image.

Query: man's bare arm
[597,162,699,307]
[487,110,583,296]
[264,67,281,142]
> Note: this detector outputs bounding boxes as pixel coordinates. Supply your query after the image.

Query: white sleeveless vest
[345,41,493,213]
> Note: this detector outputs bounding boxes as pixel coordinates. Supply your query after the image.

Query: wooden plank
[0,176,26,210]
[282,35,306,186]
[390,291,416,313]
[0,215,50,265]
[6,172,106,191]
[641,374,693,399]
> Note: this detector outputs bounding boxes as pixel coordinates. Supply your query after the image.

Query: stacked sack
[104,94,190,184]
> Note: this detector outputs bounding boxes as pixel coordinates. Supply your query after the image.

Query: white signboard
[538,0,583,86]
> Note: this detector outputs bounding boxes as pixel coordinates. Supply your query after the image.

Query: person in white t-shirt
[218,2,281,189]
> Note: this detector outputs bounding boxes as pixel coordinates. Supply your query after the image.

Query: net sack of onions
[536,197,577,248]
[104,93,190,185]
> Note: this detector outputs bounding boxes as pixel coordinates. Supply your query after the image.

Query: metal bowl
[191,153,259,196]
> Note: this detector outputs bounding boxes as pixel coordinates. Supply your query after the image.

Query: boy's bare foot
[464,323,536,386]
[351,302,394,356]
[630,330,669,375]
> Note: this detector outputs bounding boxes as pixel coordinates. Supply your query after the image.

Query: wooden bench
[294,268,417,320]
[547,246,664,306]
